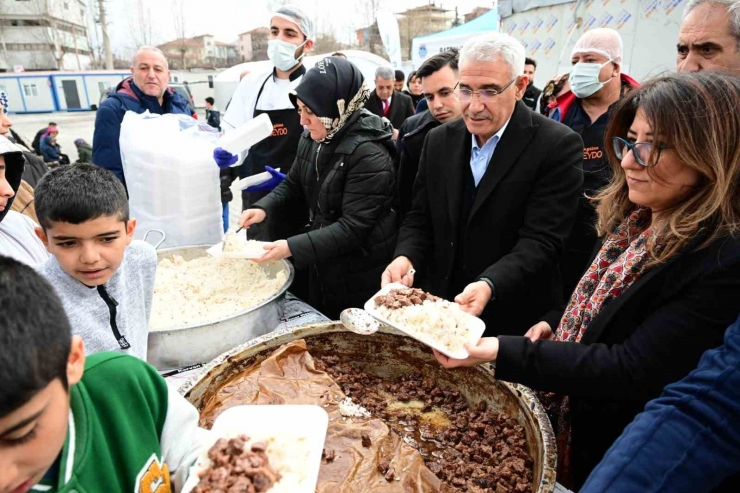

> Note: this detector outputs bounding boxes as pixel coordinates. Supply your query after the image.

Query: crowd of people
[1,0,740,492]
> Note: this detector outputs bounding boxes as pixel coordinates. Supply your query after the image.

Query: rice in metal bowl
[150,254,287,331]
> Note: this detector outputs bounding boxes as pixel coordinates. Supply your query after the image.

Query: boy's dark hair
[525,57,537,69]
[49,121,57,126]
[394,69,405,82]
[416,49,459,80]
[205,97,215,105]
[0,256,72,416]
[35,164,129,230]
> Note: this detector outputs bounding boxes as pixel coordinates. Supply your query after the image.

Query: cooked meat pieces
[361,432,372,448]
[315,358,534,493]
[322,448,336,462]
[374,288,440,309]
[194,435,282,493]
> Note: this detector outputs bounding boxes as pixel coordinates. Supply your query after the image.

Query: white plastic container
[364,283,486,359]
[217,112,273,155]
[182,405,328,493]
[229,168,280,192]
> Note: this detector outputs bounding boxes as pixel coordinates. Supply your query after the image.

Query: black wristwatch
[477,277,496,303]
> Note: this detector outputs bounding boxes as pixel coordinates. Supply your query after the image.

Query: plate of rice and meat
[364,283,486,359]
[182,405,328,493]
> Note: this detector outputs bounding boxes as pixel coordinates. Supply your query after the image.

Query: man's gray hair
[684,0,740,49]
[132,46,169,69]
[375,66,394,81]
[459,32,526,79]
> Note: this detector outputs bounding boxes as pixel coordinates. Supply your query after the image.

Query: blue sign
[419,44,427,57]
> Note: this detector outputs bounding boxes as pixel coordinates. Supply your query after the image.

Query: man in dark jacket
[522,57,542,110]
[582,314,740,493]
[396,50,461,219]
[205,97,221,130]
[365,67,415,137]
[383,33,583,337]
[92,46,192,188]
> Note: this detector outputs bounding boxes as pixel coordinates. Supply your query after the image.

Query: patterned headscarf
[0,91,9,113]
[289,57,370,144]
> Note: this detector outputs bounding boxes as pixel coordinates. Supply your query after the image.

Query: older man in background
[365,66,415,137]
[92,46,192,188]
[384,32,583,337]
[678,0,740,75]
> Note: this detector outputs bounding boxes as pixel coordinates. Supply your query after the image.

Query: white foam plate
[206,238,271,260]
[182,405,329,493]
[363,283,486,360]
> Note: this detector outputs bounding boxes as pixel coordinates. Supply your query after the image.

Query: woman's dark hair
[0,256,72,416]
[416,49,459,80]
[596,72,740,265]
[35,164,129,230]
[406,70,418,87]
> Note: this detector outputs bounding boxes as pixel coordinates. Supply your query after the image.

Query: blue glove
[245,166,286,192]
[213,147,238,169]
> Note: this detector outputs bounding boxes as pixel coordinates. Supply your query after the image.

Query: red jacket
[549,73,641,123]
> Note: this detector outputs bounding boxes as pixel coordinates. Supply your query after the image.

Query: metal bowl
[180,322,557,493]
[147,245,294,370]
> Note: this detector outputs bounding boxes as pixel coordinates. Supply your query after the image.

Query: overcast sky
[98,0,494,57]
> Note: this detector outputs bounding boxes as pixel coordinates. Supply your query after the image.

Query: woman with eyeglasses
[434,72,740,489]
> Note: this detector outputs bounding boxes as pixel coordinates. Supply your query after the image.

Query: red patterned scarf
[541,206,654,486]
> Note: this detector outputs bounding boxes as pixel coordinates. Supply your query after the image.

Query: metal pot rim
[154,245,295,333]
[178,322,558,493]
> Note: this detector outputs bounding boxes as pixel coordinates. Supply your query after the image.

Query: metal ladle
[340,308,382,335]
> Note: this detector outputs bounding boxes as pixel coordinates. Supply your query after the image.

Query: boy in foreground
[0,256,209,493]
[35,164,156,360]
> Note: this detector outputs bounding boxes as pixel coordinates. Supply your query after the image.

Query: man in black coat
[522,57,542,110]
[396,50,461,219]
[365,67,415,137]
[383,33,584,337]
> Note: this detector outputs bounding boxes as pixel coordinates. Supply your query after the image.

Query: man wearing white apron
[214,5,314,240]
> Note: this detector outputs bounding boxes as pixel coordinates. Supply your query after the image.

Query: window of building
[23,84,38,97]
[64,1,69,9]
[208,75,214,89]
[172,75,180,83]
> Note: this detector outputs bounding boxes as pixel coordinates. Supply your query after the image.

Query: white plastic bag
[120,111,222,249]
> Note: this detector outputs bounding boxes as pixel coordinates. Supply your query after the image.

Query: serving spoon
[340,308,382,335]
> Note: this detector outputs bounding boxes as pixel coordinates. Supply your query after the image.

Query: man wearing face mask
[214,5,313,241]
[549,28,640,299]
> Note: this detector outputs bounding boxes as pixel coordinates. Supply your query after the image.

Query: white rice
[185,433,312,493]
[150,254,287,331]
[375,299,474,355]
[222,232,267,257]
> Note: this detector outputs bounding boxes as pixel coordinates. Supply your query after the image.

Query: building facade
[158,35,237,69]
[0,0,92,72]
[237,27,269,63]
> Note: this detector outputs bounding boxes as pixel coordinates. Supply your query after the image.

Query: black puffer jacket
[255,109,398,318]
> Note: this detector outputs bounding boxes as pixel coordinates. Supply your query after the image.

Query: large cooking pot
[180,322,557,493]
[147,245,294,370]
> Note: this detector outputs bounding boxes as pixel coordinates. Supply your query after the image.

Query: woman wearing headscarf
[238,57,398,318]
[434,72,740,489]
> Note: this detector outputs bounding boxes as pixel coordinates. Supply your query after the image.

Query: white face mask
[268,38,307,72]
[569,59,614,99]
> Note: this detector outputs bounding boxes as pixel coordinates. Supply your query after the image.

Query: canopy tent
[411,8,500,68]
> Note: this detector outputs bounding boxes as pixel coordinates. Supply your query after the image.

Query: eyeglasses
[456,78,517,103]
[612,137,669,167]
